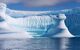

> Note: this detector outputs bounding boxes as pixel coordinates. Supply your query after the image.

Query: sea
[0,38,79,50]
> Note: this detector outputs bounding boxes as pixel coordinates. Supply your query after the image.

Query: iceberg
[0,3,75,38]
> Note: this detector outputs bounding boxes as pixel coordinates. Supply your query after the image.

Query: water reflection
[0,38,79,50]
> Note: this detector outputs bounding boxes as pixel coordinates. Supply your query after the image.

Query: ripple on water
[0,38,79,50]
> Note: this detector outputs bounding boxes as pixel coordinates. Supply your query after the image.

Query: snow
[0,22,34,39]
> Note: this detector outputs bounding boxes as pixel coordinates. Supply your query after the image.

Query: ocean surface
[0,38,79,50]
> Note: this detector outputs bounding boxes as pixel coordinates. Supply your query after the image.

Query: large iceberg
[0,3,75,38]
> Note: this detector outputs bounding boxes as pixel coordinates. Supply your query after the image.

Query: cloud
[0,0,69,7]
[7,0,20,3]
[0,0,78,7]
[22,0,70,7]
[0,0,6,3]
[76,0,80,2]
[0,0,20,3]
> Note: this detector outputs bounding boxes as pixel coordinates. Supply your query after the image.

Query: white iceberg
[0,3,75,38]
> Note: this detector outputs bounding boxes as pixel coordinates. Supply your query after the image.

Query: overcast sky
[0,0,80,11]
[0,0,69,4]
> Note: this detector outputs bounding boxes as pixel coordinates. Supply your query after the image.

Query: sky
[0,0,80,11]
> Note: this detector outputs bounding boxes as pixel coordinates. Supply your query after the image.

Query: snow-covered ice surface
[0,22,34,39]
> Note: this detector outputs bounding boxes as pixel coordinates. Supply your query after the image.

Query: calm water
[0,38,79,50]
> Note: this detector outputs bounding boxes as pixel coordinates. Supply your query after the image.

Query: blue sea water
[0,38,79,50]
